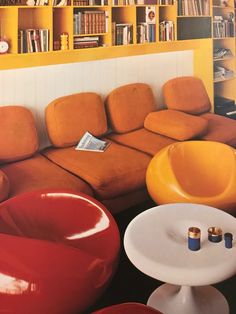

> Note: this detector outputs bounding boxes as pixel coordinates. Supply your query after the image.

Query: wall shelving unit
[0,0,214,108]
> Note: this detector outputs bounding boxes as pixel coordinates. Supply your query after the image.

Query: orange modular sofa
[2,78,236,214]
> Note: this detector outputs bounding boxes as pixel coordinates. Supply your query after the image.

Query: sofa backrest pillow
[163,76,211,115]
[0,170,9,202]
[105,83,156,134]
[0,106,39,163]
[144,109,208,141]
[45,93,108,148]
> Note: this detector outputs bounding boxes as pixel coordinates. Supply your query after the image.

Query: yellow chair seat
[146,141,236,213]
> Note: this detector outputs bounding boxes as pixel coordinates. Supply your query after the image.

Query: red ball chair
[92,302,163,314]
[0,190,120,314]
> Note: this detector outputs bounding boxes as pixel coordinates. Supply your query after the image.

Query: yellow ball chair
[146,141,236,213]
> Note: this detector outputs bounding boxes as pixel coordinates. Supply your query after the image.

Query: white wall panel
[0,51,193,148]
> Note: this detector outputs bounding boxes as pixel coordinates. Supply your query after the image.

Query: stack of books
[73,10,108,35]
[213,14,234,38]
[112,23,133,45]
[74,36,99,49]
[137,23,156,43]
[214,65,234,81]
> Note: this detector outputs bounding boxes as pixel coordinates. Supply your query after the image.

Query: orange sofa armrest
[144,109,208,141]
[0,170,9,202]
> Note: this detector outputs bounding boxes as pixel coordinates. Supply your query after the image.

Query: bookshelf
[212,0,236,110]
[0,0,214,110]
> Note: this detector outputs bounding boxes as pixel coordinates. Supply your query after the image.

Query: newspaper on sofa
[75,131,110,152]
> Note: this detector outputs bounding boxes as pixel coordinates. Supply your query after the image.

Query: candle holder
[188,227,201,251]
[208,227,222,243]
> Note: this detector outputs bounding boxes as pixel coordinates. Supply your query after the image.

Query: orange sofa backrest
[163,76,211,115]
[0,106,38,163]
[105,83,156,133]
[45,93,108,148]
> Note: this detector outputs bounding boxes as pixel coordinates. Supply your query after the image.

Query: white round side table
[124,203,236,314]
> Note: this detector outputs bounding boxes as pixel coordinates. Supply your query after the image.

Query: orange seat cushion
[0,170,9,202]
[200,113,236,147]
[42,141,151,199]
[107,128,175,156]
[46,93,108,148]
[144,109,208,140]
[0,106,38,163]
[163,76,211,114]
[105,83,156,133]
[1,154,93,198]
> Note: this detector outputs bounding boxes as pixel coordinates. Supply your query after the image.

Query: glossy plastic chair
[92,302,163,314]
[146,141,236,213]
[0,190,120,314]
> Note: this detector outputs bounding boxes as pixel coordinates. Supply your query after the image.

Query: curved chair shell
[0,190,120,314]
[146,141,236,213]
[92,302,163,314]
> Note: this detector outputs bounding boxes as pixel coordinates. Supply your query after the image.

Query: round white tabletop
[124,203,236,314]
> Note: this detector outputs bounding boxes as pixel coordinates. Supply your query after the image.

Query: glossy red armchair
[92,302,163,314]
[0,190,120,314]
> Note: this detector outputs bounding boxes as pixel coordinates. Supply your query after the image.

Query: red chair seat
[92,302,163,314]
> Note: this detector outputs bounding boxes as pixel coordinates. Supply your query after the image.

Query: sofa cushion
[0,170,9,202]
[144,109,208,140]
[163,76,211,114]
[107,128,175,156]
[1,154,93,197]
[200,113,236,147]
[42,141,151,199]
[46,93,108,148]
[0,106,38,163]
[105,83,156,133]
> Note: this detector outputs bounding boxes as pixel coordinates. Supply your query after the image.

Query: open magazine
[75,131,110,152]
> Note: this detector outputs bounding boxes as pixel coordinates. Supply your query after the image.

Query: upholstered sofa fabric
[0,170,9,202]
[107,128,175,156]
[46,93,108,147]
[163,76,211,114]
[105,83,156,133]
[43,142,151,199]
[1,154,93,198]
[200,113,236,147]
[0,106,38,163]
[144,109,208,141]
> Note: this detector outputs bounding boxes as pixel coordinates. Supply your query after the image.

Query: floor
[87,200,236,314]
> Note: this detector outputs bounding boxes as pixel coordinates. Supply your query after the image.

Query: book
[75,131,110,152]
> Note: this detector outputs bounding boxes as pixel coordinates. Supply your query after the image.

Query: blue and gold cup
[188,227,201,251]
[208,227,222,243]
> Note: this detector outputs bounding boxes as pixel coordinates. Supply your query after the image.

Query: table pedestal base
[147,284,229,314]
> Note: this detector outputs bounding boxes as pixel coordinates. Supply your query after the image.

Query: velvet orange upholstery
[200,113,236,147]
[105,83,156,133]
[0,106,38,163]
[43,142,151,199]
[92,303,163,314]
[144,109,208,141]
[163,76,211,114]
[146,141,236,212]
[0,105,94,200]
[107,128,175,156]
[1,154,93,198]
[0,170,9,201]
[46,93,108,147]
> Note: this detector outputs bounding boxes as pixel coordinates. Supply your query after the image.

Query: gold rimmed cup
[188,227,201,251]
[208,227,222,243]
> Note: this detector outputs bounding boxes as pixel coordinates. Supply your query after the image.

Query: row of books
[74,36,99,48]
[18,29,49,53]
[137,23,156,43]
[213,15,234,38]
[178,0,210,16]
[112,23,133,45]
[159,20,174,41]
[73,0,108,5]
[73,10,108,35]
[112,0,166,4]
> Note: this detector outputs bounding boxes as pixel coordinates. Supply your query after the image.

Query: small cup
[208,227,222,243]
[188,227,201,251]
[224,233,233,249]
